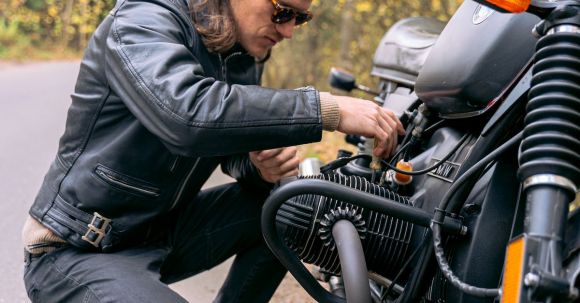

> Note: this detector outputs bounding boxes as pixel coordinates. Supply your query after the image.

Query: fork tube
[518,5,580,300]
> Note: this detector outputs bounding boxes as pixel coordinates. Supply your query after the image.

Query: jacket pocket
[94,164,161,197]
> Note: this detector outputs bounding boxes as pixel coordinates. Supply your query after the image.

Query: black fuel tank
[371,17,445,87]
[415,0,540,118]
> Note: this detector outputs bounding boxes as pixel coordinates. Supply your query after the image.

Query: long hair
[190,0,237,53]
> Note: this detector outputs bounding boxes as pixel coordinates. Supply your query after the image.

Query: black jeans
[23,183,287,302]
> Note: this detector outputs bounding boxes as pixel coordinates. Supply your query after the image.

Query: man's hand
[250,147,300,184]
[321,92,405,158]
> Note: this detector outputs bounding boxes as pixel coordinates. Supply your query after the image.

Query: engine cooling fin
[275,173,416,279]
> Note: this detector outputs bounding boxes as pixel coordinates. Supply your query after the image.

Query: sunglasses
[270,0,313,26]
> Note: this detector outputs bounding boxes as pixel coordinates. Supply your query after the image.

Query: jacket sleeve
[104,0,322,157]
[220,154,274,192]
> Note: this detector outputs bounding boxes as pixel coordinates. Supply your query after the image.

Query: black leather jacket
[29,0,322,252]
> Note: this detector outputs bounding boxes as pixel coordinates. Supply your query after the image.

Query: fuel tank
[371,16,445,87]
[415,0,540,118]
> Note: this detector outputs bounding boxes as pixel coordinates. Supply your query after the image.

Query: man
[22,0,404,302]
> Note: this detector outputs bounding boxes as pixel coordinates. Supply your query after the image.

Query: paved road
[0,61,236,302]
[0,61,76,302]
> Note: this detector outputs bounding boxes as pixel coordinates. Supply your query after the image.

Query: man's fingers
[372,126,390,156]
[255,148,284,161]
[381,109,404,137]
[373,128,398,158]
[251,146,300,184]
[281,168,299,178]
[260,147,296,167]
[385,110,405,135]
[278,155,300,174]
[377,110,401,156]
[262,152,300,174]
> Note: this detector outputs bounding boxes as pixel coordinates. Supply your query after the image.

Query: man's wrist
[319,92,340,132]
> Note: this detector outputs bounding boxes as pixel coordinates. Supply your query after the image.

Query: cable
[430,131,523,298]
[389,141,412,166]
[382,133,470,176]
[423,119,446,134]
[319,154,370,174]
[380,231,429,301]
[397,119,446,163]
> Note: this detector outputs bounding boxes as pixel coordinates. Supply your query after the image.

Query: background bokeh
[0,0,463,162]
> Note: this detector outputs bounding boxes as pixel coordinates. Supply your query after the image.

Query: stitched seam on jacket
[41,88,111,223]
[62,89,112,167]
[56,155,69,171]
[111,3,318,128]
[115,44,317,127]
[167,0,196,39]
[109,0,127,16]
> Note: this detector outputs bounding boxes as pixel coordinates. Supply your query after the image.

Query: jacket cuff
[319,93,341,132]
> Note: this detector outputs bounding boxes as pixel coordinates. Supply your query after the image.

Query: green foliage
[0,0,462,65]
[0,19,31,58]
[25,0,47,11]
[0,0,115,59]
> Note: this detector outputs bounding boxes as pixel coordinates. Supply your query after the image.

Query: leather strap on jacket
[46,196,113,249]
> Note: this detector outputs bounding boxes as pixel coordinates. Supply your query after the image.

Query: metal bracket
[81,212,111,248]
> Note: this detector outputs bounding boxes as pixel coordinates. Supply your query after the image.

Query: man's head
[192,0,313,59]
[231,0,312,58]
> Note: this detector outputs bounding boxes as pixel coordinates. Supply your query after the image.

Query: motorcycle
[261,0,580,302]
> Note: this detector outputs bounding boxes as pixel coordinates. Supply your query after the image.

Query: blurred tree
[0,0,462,158]
[0,0,115,58]
[0,0,461,63]
[263,0,462,92]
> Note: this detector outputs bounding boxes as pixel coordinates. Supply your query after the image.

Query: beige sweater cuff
[319,93,340,132]
[22,216,66,254]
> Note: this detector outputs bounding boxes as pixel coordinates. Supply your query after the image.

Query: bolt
[524,273,540,287]
[460,225,469,236]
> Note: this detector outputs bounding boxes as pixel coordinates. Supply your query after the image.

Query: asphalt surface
[0,61,235,302]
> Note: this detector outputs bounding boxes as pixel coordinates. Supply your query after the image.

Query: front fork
[509,4,580,302]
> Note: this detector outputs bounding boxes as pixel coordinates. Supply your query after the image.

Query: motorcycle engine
[274,13,476,285]
[276,127,473,283]
[276,173,416,279]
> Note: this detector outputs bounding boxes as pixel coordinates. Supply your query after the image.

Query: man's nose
[275,21,295,39]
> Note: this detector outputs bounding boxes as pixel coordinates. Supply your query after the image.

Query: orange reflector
[394,161,413,185]
[485,0,530,13]
[501,236,525,303]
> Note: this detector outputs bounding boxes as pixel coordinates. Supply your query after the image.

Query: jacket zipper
[219,52,243,82]
[95,168,160,196]
[169,158,201,211]
[170,155,181,173]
